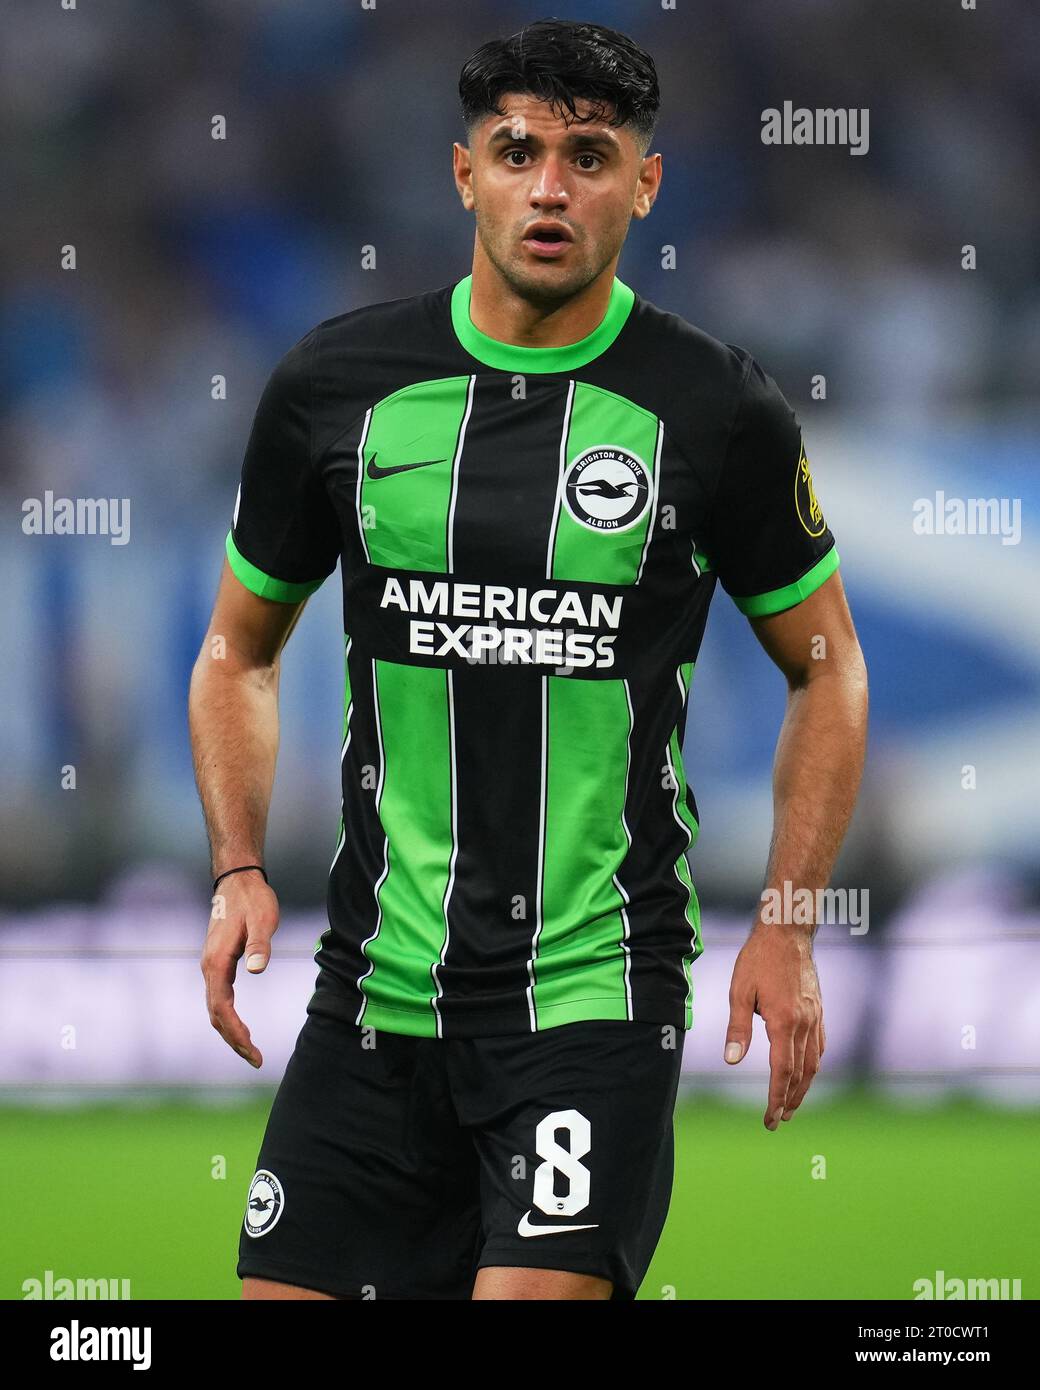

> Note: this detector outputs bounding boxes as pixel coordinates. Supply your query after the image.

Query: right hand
[201,870,280,1068]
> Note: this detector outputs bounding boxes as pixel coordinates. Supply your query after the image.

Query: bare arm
[723,569,869,1127]
[188,559,308,1067]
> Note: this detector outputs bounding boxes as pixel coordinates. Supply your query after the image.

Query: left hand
[723,922,826,1130]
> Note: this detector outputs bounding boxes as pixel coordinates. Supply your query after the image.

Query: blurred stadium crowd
[2,0,1038,944]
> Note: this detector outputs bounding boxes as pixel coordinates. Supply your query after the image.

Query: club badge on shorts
[244,1169,284,1238]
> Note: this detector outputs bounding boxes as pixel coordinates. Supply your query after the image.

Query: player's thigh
[242,1275,342,1300]
[237,1010,483,1300]
[472,1265,611,1300]
[451,1019,683,1301]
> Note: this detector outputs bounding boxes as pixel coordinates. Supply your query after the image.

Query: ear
[632,152,662,220]
[453,141,475,210]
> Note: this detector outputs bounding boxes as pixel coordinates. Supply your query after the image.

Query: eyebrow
[486,126,620,151]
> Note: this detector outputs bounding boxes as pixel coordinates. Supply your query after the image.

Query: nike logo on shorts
[366,451,446,478]
[516,1209,600,1238]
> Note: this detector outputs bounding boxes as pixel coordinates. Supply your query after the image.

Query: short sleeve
[225,328,340,603]
[706,352,839,617]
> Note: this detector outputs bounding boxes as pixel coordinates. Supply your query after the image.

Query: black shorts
[237,1009,684,1300]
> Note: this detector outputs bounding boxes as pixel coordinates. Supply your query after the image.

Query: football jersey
[225,272,839,1038]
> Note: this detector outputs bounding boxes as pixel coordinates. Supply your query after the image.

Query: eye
[504,147,529,166]
[576,152,603,170]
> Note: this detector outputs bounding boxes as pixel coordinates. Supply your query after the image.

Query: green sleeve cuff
[731,546,840,617]
[225,530,328,603]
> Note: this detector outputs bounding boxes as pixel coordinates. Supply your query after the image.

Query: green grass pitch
[3,1093,1036,1300]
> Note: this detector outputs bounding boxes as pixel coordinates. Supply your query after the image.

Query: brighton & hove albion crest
[244,1168,284,1238]
[562,446,651,532]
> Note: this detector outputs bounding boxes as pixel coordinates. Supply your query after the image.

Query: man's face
[454,91,660,305]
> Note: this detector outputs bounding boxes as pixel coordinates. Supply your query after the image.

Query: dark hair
[459,18,659,155]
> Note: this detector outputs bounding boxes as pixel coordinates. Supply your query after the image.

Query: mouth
[522,224,574,258]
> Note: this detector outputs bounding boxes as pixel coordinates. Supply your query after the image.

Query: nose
[528,154,570,213]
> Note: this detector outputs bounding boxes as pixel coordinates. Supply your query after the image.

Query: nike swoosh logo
[366,451,446,479]
[517,1210,600,1238]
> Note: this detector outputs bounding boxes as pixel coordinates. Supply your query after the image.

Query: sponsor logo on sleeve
[795,442,826,537]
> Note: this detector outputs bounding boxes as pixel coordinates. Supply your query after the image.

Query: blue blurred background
[2,1,1038,1102]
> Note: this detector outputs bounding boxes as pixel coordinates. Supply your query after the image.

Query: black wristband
[212,864,269,895]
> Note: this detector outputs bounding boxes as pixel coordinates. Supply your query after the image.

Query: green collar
[450,273,635,373]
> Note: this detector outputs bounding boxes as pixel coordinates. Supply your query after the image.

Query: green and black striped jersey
[225,272,839,1038]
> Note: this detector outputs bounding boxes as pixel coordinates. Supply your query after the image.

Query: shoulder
[257,283,460,461]
[618,288,782,439]
[625,290,757,400]
[310,282,454,358]
[268,282,454,370]
[257,282,457,416]
[616,289,784,462]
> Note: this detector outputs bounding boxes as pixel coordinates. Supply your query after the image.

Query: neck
[468,239,619,348]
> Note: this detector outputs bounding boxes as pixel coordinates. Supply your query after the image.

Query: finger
[210,999,263,1068]
[724,986,755,1065]
[781,1024,820,1120]
[244,911,278,974]
[245,942,270,973]
[204,951,263,1068]
[764,1020,795,1129]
